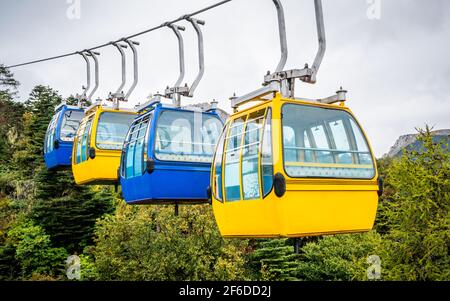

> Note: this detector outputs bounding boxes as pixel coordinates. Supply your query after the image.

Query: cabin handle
[146,158,155,174]
[53,140,59,150]
[89,147,96,159]
[273,173,286,198]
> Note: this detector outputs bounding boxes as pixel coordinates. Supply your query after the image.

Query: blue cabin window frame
[121,113,152,179]
[44,111,61,154]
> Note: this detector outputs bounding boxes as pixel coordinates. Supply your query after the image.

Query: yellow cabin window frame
[95,111,137,151]
[217,107,273,203]
[211,122,229,202]
[280,102,376,180]
[73,114,94,165]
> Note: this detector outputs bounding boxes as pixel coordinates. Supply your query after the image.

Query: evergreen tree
[0,65,23,169]
[377,127,450,280]
[32,169,114,253]
[249,239,299,280]
[12,86,61,175]
[0,64,19,96]
[296,232,382,281]
[7,84,114,254]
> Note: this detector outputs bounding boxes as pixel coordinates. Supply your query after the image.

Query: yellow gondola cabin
[72,103,136,185]
[211,93,380,238]
[211,0,381,238]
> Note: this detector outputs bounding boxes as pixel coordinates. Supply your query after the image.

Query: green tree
[0,64,19,95]
[374,157,395,235]
[378,127,449,280]
[13,86,61,175]
[295,232,382,281]
[0,199,21,280]
[4,84,115,254]
[93,202,248,281]
[248,239,299,281]
[0,65,23,169]
[31,170,114,253]
[6,219,68,279]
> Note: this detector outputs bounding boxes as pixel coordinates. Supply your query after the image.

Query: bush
[7,219,68,278]
[93,202,248,280]
[296,232,382,281]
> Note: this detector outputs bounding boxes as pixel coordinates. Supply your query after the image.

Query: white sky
[1,0,450,157]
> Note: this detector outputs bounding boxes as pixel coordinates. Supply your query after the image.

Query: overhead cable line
[5,0,232,69]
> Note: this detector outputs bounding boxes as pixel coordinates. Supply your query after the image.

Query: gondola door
[120,112,153,202]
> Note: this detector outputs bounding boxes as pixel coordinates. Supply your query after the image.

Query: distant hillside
[385,129,450,158]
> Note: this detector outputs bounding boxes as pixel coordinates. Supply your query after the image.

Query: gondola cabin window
[122,114,151,179]
[220,108,273,202]
[212,123,229,202]
[60,110,84,142]
[281,104,375,179]
[242,110,266,200]
[96,112,135,150]
[154,110,223,163]
[44,111,60,154]
[260,109,273,197]
[74,116,93,164]
[224,116,246,201]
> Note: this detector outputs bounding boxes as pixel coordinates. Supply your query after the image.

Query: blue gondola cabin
[119,101,224,204]
[44,103,84,170]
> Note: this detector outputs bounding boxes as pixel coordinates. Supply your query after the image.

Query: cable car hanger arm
[124,39,140,101]
[186,17,206,98]
[86,50,100,101]
[273,0,287,73]
[264,0,325,86]
[232,0,329,110]
[107,42,128,103]
[112,42,128,95]
[76,51,91,105]
[164,23,189,104]
[309,0,326,84]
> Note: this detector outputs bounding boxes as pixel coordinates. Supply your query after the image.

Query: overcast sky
[1,0,449,157]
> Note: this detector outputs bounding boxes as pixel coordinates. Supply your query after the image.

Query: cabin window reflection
[154,110,223,163]
[261,109,273,197]
[224,117,246,202]
[96,112,135,150]
[60,110,84,142]
[242,109,265,200]
[122,114,151,179]
[222,108,272,202]
[74,116,93,164]
[282,104,375,179]
[44,112,60,154]
[212,123,228,202]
